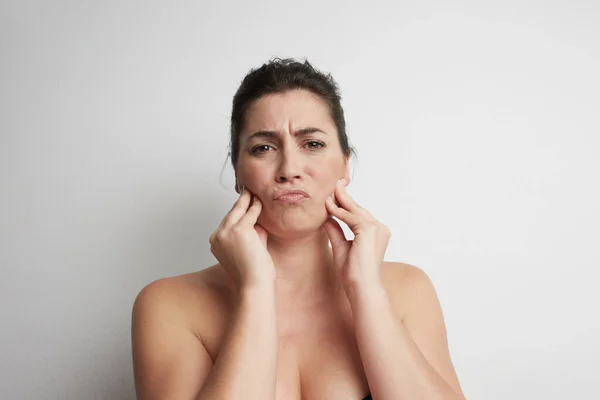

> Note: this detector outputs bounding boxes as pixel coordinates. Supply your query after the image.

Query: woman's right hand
[209,188,275,289]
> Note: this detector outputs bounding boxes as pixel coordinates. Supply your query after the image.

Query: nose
[276,147,303,184]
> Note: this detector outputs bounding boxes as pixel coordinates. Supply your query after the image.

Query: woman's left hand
[323,179,391,289]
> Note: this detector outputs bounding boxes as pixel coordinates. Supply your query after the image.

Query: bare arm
[131,278,278,400]
[196,282,278,399]
[347,265,466,400]
[323,181,466,399]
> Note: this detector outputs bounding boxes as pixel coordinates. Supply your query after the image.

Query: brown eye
[251,144,273,154]
[305,140,326,150]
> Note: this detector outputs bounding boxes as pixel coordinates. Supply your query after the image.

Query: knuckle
[231,225,244,236]
[379,224,391,237]
[364,221,377,230]
[209,231,220,243]
[215,230,227,242]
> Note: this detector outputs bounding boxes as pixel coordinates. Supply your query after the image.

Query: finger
[326,194,362,229]
[323,217,350,266]
[254,222,268,246]
[239,195,263,226]
[333,179,364,214]
[221,188,253,228]
[230,186,251,211]
[323,217,348,249]
[331,187,342,208]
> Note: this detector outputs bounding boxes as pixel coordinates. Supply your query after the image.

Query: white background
[1,1,599,399]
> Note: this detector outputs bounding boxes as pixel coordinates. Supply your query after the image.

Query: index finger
[220,187,253,229]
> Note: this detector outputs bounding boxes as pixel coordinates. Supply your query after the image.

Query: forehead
[242,89,335,135]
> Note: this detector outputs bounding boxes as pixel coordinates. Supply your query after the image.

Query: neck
[267,228,341,304]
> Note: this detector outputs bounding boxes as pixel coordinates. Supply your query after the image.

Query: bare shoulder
[380,261,439,322]
[381,261,425,280]
[131,267,234,398]
[135,265,215,302]
[380,262,466,398]
[132,264,234,333]
[381,261,436,293]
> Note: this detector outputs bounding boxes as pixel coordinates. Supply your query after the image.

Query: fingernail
[336,179,344,186]
[327,195,333,202]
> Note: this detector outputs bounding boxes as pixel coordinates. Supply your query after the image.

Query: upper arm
[131,279,214,400]
[395,264,466,398]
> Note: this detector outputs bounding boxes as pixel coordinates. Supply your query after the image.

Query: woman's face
[236,89,349,238]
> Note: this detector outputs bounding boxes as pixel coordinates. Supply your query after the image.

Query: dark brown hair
[229,57,355,169]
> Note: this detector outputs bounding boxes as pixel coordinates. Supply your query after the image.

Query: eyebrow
[247,127,328,140]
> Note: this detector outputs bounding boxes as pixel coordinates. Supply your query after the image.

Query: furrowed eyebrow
[247,127,328,140]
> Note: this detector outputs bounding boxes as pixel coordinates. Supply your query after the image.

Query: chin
[258,209,328,239]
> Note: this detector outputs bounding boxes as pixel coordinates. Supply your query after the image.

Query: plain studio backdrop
[1,0,599,399]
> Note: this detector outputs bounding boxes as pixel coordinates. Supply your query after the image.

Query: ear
[234,171,242,194]
[235,181,245,194]
[343,156,351,186]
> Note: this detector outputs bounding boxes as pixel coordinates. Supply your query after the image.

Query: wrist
[342,266,383,293]
[239,277,276,299]
[237,264,276,292]
[344,276,387,307]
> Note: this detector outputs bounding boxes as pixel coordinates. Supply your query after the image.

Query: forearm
[347,282,463,400]
[197,282,278,400]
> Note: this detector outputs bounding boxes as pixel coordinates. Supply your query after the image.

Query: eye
[251,144,273,154]
[305,140,326,150]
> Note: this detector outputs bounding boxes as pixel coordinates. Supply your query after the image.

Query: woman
[131,58,466,400]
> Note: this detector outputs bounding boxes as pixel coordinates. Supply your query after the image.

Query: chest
[273,301,370,400]
[199,289,373,400]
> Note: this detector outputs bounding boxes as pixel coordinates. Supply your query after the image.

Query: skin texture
[235,89,350,238]
[131,89,466,400]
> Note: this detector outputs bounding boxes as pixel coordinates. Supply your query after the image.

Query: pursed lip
[273,188,309,200]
